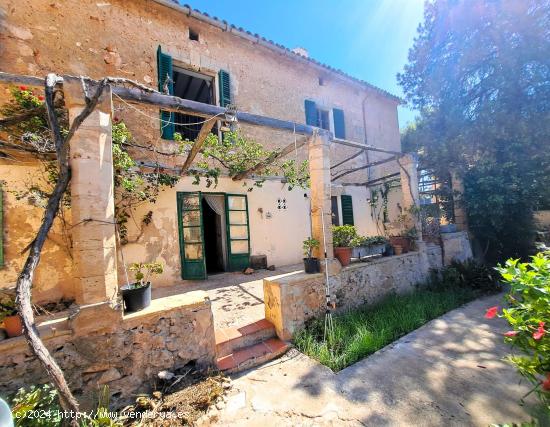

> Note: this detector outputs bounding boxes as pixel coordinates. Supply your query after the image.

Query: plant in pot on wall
[303,237,321,274]
[332,225,358,267]
[121,261,164,313]
[0,293,23,337]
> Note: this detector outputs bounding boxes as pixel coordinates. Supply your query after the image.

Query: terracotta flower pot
[334,247,352,266]
[389,236,410,253]
[4,314,23,338]
[393,245,403,255]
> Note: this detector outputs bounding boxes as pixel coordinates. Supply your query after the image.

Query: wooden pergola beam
[179,118,216,175]
[341,171,401,187]
[231,136,308,181]
[331,154,399,181]
[330,137,402,155]
[330,149,365,170]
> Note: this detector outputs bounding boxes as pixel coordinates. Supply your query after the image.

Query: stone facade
[264,245,443,340]
[0,291,216,407]
[0,0,406,300]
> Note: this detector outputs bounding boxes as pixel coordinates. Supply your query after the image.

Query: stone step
[215,318,276,358]
[216,337,289,373]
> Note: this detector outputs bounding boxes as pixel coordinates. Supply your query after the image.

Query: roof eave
[150,0,403,103]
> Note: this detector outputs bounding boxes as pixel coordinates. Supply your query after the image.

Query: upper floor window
[304,99,345,139]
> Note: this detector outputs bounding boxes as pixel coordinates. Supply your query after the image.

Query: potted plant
[1,293,23,337]
[302,237,321,274]
[121,261,164,312]
[332,225,357,267]
[351,235,389,259]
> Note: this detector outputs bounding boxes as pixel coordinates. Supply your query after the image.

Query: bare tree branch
[15,74,108,420]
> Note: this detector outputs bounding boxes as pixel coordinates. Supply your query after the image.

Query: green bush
[494,250,550,410]
[332,225,358,248]
[10,384,62,427]
[426,259,499,294]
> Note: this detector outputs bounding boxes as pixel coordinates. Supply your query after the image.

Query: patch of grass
[294,286,479,371]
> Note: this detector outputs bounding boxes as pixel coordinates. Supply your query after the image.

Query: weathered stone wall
[441,231,473,266]
[264,245,443,340]
[0,0,404,298]
[0,161,74,302]
[0,291,216,408]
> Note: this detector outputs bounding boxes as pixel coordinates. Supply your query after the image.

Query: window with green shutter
[332,108,345,139]
[304,99,318,126]
[157,46,175,140]
[218,70,231,107]
[341,195,354,226]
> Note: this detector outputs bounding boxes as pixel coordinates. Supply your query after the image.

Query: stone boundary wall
[264,245,443,340]
[441,231,473,266]
[0,291,216,408]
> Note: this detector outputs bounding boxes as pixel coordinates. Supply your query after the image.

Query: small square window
[318,77,325,86]
[189,28,199,41]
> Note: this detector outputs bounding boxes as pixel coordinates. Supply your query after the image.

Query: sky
[184,0,426,129]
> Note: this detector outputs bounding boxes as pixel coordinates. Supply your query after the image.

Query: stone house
[0,0,404,303]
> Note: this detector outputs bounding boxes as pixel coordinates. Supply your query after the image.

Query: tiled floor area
[152,264,302,329]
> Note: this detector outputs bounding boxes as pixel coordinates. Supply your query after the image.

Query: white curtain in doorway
[203,194,225,216]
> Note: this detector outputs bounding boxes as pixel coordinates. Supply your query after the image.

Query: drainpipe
[361,94,372,183]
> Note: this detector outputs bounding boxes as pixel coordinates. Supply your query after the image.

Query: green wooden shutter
[177,192,207,279]
[157,46,175,140]
[225,194,250,271]
[333,108,345,139]
[341,195,354,226]
[218,70,231,107]
[304,100,318,126]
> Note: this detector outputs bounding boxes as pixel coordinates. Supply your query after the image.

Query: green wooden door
[177,192,207,279]
[225,194,250,272]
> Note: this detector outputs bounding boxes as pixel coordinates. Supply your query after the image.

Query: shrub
[332,225,358,248]
[425,259,499,294]
[10,384,62,427]
[494,250,550,410]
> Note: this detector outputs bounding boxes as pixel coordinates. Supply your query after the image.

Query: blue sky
[185,0,425,129]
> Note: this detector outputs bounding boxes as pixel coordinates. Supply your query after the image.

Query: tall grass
[294,286,478,371]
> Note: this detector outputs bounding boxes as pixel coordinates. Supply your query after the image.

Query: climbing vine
[1,86,310,243]
[176,130,309,191]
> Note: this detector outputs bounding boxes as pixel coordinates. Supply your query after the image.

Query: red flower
[543,373,550,391]
[113,117,120,123]
[533,322,545,340]
[504,331,518,337]
[38,95,45,101]
[19,85,28,91]
[485,306,498,319]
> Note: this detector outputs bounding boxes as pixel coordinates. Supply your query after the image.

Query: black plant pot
[121,282,151,313]
[303,257,321,274]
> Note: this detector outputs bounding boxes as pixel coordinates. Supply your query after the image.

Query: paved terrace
[213,294,546,426]
[152,264,302,329]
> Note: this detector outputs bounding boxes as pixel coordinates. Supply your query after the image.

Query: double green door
[177,192,250,279]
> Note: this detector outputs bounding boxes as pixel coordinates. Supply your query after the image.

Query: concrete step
[215,318,276,358]
[216,337,289,373]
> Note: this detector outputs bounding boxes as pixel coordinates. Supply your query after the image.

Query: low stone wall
[264,244,443,340]
[441,231,473,265]
[0,291,216,408]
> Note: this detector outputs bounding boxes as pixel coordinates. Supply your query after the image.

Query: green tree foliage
[399,0,550,263]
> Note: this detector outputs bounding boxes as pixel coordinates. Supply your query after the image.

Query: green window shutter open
[218,70,231,107]
[157,46,175,140]
[304,99,318,126]
[333,108,345,139]
[341,195,354,226]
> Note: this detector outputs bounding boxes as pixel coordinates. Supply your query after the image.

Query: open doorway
[201,195,227,274]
